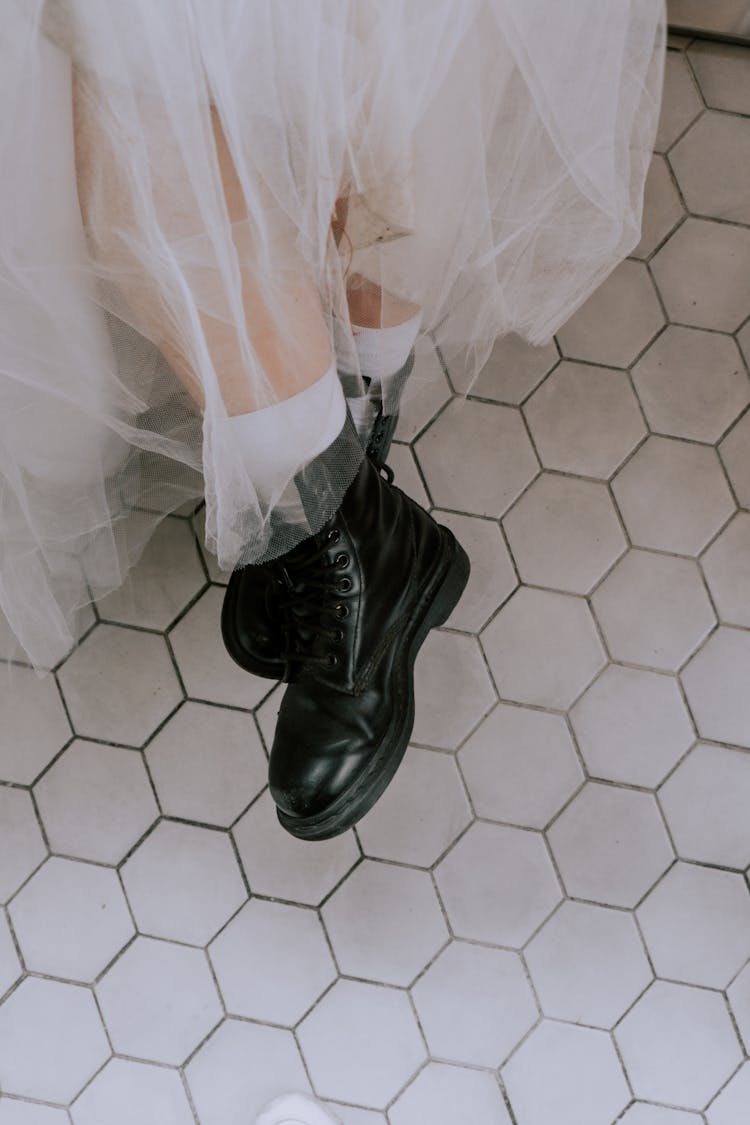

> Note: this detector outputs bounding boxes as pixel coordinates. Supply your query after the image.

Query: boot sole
[276,525,470,841]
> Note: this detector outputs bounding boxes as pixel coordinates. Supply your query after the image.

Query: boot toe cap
[269,688,376,824]
[269,741,369,822]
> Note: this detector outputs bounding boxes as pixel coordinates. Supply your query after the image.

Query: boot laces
[366,408,394,483]
[274,526,351,680]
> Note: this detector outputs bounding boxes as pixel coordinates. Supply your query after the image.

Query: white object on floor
[254,1093,341,1125]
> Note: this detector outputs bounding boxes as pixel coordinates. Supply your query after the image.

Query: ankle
[338,275,422,385]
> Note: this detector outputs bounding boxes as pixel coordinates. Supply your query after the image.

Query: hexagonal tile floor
[1,36,750,1125]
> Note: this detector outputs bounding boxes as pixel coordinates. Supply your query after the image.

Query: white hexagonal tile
[688,38,750,112]
[434,512,517,633]
[9,857,134,982]
[71,1057,194,1125]
[0,667,70,785]
[186,1019,311,1125]
[450,332,559,404]
[145,701,266,827]
[681,628,750,748]
[0,605,96,673]
[322,860,447,987]
[591,551,715,671]
[632,326,749,444]
[121,820,246,946]
[655,52,703,153]
[458,703,583,829]
[556,260,664,369]
[412,630,496,750]
[411,942,536,1068]
[0,788,46,904]
[692,26,739,99]
[209,899,335,1025]
[96,517,206,630]
[651,219,750,333]
[638,863,750,990]
[502,1021,629,1125]
[720,409,750,509]
[659,745,750,869]
[702,513,750,627]
[612,437,735,556]
[503,475,625,595]
[415,399,538,518]
[706,1062,750,1125]
[357,746,471,867]
[297,980,425,1110]
[390,1063,512,1125]
[96,936,222,1065]
[615,981,743,1110]
[481,588,605,710]
[525,901,652,1029]
[0,978,109,1102]
[547,783,673,908]
[632,155,684,260]
[0,1102,70,1125]
[33,740,158,864]
[727,963,750,1054]
[619,1107,702,1125]
[670,112,750,226]
[435,821,561,947]
[393,342,451,442]
[524,362,646,479]
[0,911,22,999]
[233,788,358,907]
[169,587,271,710]
[570,665,694,788]
[58,625,181,747]
[739,321,750,374]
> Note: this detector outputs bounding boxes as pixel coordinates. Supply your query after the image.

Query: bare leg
[345,272,421,331]
[72,77,332,416]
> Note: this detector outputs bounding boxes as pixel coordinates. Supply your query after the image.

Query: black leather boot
[267,454,469,840]
[221,353,413,681]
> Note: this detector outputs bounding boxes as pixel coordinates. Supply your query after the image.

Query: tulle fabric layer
[0,0,665,668]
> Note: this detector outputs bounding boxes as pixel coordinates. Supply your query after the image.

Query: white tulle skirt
[0,0,665,668]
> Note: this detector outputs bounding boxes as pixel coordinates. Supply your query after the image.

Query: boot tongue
[287,578,321,658]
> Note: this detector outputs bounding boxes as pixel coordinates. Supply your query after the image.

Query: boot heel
[425,530,471,631]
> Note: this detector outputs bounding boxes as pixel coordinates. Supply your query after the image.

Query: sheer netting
[0,0,666,668]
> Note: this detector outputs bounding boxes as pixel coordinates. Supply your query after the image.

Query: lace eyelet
[327,528,341,544]
[338,577,352,593]
[332,628,344,642]
[326,653,338,668]
[334,552,350,569]
[334,604,349,619]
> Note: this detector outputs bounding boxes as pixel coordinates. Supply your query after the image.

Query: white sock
[351,307,422,385]
[334,306,422,399]
[228,361,346,505]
